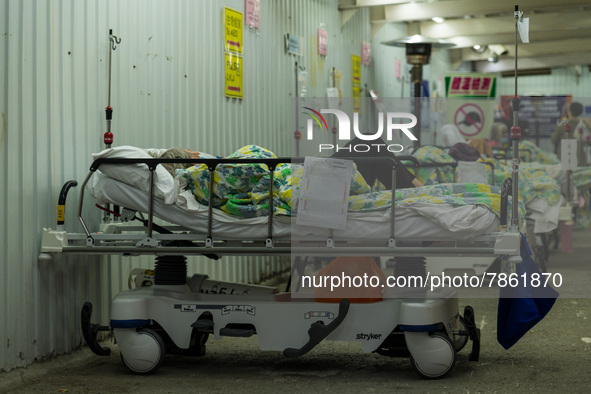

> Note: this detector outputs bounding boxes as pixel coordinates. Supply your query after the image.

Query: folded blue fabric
[497,234,559,350]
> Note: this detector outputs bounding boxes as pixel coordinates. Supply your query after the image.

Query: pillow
[92,145,175,204]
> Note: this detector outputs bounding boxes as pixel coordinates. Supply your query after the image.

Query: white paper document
[518,17,530,44]
[296,157,353,229]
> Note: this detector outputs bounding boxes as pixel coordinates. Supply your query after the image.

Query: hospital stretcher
[392,157,501,277]
[40,153,522,379]
[410,144,563,272]
[500,142,574,270]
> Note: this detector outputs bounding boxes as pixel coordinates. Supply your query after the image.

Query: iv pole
[103,29,121,222]
[510,6,522,229]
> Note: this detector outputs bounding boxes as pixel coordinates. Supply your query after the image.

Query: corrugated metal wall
[0,0,372,371]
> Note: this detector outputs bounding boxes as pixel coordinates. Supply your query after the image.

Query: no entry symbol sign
[454,103,485,137]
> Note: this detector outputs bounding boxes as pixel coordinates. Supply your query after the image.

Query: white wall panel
[0,0,372,372]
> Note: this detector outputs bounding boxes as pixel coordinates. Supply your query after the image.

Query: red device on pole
[105,30,121,148]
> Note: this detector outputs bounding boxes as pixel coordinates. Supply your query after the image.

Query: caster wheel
[119,328,165,375]
[453,316,469,352]
[409,333,456,379]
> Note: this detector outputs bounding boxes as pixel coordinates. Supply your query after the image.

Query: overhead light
[432,17,444,23]
[489,44,509,56]
[471,45,488,54]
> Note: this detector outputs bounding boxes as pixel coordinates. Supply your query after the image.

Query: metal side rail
[41,231,520,258]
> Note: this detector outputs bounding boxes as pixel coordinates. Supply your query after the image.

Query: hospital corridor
[1,0,591,392]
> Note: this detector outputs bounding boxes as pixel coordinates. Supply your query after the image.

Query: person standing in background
[488,122,509,150]
[551,102,591,167]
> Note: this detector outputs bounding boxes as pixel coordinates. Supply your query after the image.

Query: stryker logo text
[356,332,383,341]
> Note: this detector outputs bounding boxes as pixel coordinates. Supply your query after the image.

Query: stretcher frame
[41,155,521,379]
[42,156,519,259]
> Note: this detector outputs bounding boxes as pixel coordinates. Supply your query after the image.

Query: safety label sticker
[222,305,255,315]
[305,311,335,319]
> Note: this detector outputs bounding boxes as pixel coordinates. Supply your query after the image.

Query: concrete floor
[1,227,590,393]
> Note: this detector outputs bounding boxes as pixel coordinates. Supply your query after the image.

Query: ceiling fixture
[489,44,509,56]
[472,45,488,54]
[431,16,444,23]
[381,35,455,147]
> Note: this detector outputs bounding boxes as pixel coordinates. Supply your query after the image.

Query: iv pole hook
[109,29,121,51]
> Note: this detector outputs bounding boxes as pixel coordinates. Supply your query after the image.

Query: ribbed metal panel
[0,0,372,371]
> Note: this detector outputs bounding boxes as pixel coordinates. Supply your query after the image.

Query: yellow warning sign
[57,204,65,223]
[352,54,361,85]
[225,52,243,99]
[224,7,243,54]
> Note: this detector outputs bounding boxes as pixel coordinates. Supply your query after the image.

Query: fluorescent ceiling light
[432,17,444,23]
[472,45,488,54]
[489,44,509,56]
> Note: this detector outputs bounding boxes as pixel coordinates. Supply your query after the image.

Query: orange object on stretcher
[314,256,386,303]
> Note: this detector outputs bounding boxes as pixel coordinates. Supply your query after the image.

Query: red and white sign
[454,103,485,137]
[446,74,495,97]
[318,29,328,56]
[245,0,260,28]
[361,42,371,66]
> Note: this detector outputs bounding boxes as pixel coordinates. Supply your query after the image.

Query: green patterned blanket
[518,140,560,165]
[411,146,456,185]
[176,145,522,221]
[491,162,561,207]
[573,167,591,190]
[407,146,561,208]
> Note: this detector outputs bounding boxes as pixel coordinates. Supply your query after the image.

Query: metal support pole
[510,6,522,229]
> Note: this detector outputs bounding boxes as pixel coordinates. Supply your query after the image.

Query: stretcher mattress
[88,171,500,241]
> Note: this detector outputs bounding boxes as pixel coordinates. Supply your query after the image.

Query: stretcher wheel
[453,316,469,352]
[409,333,455,379]
[119,328,165,375]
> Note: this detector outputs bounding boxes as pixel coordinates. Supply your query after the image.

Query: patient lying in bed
[148,148,214,176]
[91,144,522,225]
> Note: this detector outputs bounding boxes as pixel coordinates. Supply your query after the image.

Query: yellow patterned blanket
[176,145,523,220]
